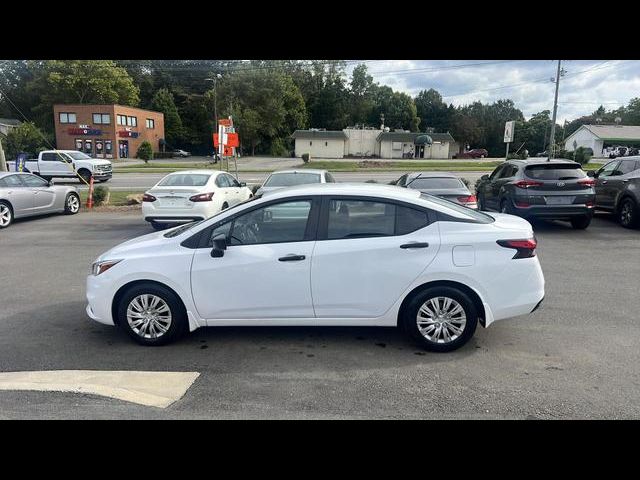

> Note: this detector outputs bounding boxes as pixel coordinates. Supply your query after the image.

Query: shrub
[136,141,153,163]
[573,147,592,165]
[270,138,289,157]
[92,186,109,205]
[301,153,311,163]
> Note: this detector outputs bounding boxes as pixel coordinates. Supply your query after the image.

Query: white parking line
[0,370,200,408]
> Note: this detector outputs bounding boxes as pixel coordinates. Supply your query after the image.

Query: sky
[344,60,640,123]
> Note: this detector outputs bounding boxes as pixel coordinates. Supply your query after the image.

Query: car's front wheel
[619,198,639,228]
[0,201,14,229]
[402,286,478,352]
[117,283,187,346]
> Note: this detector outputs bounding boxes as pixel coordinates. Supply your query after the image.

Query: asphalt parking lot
[0,209,639,419]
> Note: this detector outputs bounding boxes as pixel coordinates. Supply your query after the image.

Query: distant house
[0,118,21,136]
[291,127,456,159]
[291,129,348,159]
[376,131,456,159]
[564,124,640,155]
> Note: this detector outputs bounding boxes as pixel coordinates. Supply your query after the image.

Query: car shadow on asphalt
[0,301,495,374]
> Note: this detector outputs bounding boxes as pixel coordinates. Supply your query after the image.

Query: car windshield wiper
[404,174,424,188]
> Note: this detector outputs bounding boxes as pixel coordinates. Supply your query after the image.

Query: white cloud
[345,60,640,123]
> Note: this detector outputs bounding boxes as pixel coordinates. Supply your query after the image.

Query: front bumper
[144,216,204,224]
[93,172,112,180]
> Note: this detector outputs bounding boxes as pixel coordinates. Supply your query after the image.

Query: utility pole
[548,60,562,161]
[0,137,7,172]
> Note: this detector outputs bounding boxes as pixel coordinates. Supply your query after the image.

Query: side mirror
[481,175,489,181]
[210,233,227,258]
[48,179,54,186]
[239,182,247,187]
[587,170,596,178]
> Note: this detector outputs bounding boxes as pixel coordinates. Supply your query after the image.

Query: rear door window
[525,164,587,180]
[598,161,620,177]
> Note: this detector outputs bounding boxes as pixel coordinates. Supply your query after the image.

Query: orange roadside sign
[218,119,232,127]
[226,133,239,147]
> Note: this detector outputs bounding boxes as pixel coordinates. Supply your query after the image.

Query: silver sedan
[0,172,81,229]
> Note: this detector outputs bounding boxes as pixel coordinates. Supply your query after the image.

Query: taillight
[458,195,477,204]
[515,200,530,208]
[514,180,544,188]
[189,192,215,202]
[142,193,156,202]
[497,238,537,259]
[577,179,596,187]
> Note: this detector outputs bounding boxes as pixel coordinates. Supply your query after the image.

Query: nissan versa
[86,184,545,352]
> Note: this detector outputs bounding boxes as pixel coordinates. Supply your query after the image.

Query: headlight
[91,259,122,276]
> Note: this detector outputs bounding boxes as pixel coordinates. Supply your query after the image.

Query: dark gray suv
[588,157,640,228]
[476,159,596,229]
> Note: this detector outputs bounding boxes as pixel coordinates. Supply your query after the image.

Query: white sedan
[87,183,545,352]
[142,170,253,230]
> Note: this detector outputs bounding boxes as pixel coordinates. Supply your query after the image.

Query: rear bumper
[513,205,594,219]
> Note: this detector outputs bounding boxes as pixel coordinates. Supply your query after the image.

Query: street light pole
[549,60,562,161]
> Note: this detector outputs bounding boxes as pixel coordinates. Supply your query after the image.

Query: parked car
[453,149,489,159]
[174,149,191,158]
[394,172,477,209]
[87,183,545,351]
[255,169,335,196]
[0,172,80,229]
[476,159,596,229]
[6,150,112,183]
[588,156,640,228]
[141,170,253,230]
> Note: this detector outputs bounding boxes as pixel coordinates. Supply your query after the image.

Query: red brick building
[53,104,165,160]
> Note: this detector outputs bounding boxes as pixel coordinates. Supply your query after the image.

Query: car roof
[269,169,327,175]
[509,159,581,167]
[165,170,221,176]
[261,182,421,201]
[406,171,459,178]
[0,172,33,178]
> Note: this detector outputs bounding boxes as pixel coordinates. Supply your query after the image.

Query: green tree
[370,86,420,131]
[414,89,451,132]
[136,140,153,163]
[349,64,375,125]
[151,88,183,148]
[3,122,50,159]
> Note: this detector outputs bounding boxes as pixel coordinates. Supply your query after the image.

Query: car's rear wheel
[0,201,14,229]
[401,286,478,352]
[117,283,187,346]
[150,221,168,231]
[64,193,80,215]
[570,215,592,229]
[619,198,639,228]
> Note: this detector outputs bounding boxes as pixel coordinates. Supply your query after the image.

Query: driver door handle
[400,242,430,249]
[278,255,306,262]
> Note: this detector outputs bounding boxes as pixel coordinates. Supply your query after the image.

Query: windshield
[67,152,92,160]
[158,174,211,187]
[408,177,465,190]
[525,164,586,180]
[264,172,321,187]
[420,193,494,223]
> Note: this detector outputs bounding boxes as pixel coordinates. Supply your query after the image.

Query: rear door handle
[400,242,429,249]
[278,254,306,262]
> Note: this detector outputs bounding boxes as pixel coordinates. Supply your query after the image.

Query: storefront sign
[68,127,102,136]
[118,130,140,138]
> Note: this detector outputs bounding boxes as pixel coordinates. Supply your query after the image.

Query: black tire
[477,193,486,211]
[116,283,187,346]
[570,215,592,229]
[618,197,639,228]
[150,221,168,231]
[78,170,92,184]
[500,197,514,215]
[0,201,14,229]
[64,192,81,215]
[401,286,478,352]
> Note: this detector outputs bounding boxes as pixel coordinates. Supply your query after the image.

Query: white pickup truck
[7,150,112,183]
